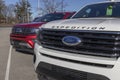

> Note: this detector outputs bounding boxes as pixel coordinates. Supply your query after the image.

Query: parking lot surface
[0,28,37,80]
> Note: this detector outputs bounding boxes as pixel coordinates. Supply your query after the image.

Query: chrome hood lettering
[43,18,120,31]
[52,26,105,30]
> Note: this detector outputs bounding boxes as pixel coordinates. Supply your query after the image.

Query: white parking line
[5,46,13,80]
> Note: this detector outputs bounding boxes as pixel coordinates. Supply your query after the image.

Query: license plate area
[19,42,28,46]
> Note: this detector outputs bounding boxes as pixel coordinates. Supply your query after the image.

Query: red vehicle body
[10,12,75,52]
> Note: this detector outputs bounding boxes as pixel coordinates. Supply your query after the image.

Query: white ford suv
[34,1,120,80]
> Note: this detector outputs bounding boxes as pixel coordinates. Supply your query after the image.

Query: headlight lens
[12,27,23,33]
[27,28,39,34]
[35,27,43,45]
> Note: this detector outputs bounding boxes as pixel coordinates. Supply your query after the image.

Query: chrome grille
[38,28,120,58]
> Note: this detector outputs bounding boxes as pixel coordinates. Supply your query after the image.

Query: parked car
[10,12,75,53]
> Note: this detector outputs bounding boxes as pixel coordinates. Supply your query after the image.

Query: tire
[15,49,23,52]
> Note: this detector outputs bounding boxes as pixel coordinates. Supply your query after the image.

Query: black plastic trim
[36,62,110,80]
[40,52,114,68]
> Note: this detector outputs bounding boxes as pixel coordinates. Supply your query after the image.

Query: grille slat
[41,40,116,51]
[42,35,116,45]
[42,32,118,40]
[43,45,118,57]
[38,29,120,58]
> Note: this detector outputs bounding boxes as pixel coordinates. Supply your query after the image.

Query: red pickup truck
[10,12,75,53]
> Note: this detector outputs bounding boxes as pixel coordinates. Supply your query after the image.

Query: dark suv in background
[10,12,75,53]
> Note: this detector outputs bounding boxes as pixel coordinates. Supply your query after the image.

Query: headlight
[12,27,23,33]
[35,27,43,45]
[27,28,39,34]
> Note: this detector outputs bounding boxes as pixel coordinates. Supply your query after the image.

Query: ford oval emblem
[62,36,81,46]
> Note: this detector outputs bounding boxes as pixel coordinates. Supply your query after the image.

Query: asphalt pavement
[0,28,37,80]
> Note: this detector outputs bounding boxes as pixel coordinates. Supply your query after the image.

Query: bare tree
[2,4,16,23]
[14,0,32,23]
[39,0,67,15]
[0,0,6,23]
[2,6,8,23]
[0,0,5,14]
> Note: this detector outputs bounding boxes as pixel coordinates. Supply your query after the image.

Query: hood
[14,22,46,28]
[43,18,120,31]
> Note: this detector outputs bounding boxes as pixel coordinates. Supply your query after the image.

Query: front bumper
[11,39,33,52]
[10,34,36,52]
[34,43,120,80]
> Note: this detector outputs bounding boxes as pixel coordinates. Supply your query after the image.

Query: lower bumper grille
[36,62,110,80]
[11,40,31,48]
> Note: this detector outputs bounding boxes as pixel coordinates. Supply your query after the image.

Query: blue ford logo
[62,36,81,46]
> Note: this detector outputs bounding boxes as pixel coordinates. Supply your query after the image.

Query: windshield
[33,17,41,22]
[72,2,120,18]
[33,13,64,22]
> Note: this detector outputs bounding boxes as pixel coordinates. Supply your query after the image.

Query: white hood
[43,18,120,31]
